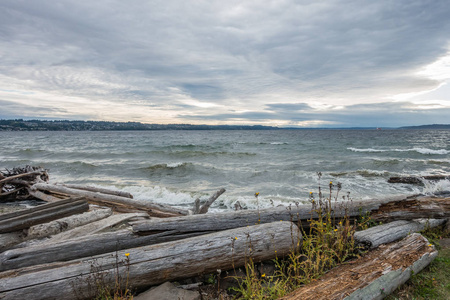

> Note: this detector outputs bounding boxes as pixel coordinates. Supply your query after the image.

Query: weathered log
[0,228,201,271]
[354,218,446,249]
[32,183,187,217]
[132,195,450,236]
[0,221,301,300]
[0,207,112,252]
[42,212,149,243]
[388,175,449,184]
[197,188,226,214]
[27,188,67,203]
[281,233,437,300]
[371,196,450,221]
[59,183,134,199]
[0,198,89,234]
[0,170,45,185]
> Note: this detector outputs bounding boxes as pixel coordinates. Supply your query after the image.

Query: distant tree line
[0,119,281,131]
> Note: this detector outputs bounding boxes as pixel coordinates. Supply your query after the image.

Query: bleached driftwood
[194,188,226,214]
[0,228,201,271]
[32,183,188,217]
[41,212,149,243]
[0,207,112,252]
[0,222,301,300]
[354,218,446,249]
[281,233,437,300]
[27,188,66,203]
[59,184,134,199]
[0,198,89,234]
[133,195,450,236]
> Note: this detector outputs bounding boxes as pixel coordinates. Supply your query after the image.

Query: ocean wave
[348,147,449,155]
[348,147,387,153]
[356,169,390,177]
[422,179,450,195]
[139,162,191,171]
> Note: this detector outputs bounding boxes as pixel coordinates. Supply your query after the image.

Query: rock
[134,282,201,300]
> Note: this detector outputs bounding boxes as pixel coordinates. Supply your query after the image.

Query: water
[1,129,449,211]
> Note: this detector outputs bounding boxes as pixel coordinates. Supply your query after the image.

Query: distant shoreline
[0,119,449,131]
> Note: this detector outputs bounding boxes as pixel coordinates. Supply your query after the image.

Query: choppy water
[1,129,449,211]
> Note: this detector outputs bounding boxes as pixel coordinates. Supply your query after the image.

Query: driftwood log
[0,198,89,234]
[39,212,149,243]
[0,229,200,271]
[0,221,301,300]
[31,183,188,217]
[0,207,112,252]
[388,175,449,184]
[133,195,450,236]
[354,218,447,249]
[59,184,134,199]
[281,233,437,300]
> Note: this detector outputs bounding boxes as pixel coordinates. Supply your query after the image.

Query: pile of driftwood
[0,166,449,300]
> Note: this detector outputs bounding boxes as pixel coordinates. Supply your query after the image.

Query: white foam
[422,179,450,195]
[348,147,449,155]
[411,148,449,155]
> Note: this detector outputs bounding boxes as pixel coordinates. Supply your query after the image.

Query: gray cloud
[0,0,450,126]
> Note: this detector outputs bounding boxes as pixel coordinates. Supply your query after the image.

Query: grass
[230,174,364,299]
[386,227,450,300]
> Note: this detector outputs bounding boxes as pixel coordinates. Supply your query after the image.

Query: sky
[1,0,450,128]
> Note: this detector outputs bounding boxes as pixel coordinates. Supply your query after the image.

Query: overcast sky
[1,0,450,127]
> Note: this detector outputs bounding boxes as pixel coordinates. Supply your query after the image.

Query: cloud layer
[1,0,450,127]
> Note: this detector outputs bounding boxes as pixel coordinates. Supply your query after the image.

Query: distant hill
[399,124,450,129]
[0,119,281,131]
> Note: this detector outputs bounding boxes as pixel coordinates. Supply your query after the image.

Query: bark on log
[388,175,449,184]
[59,184,134,199]
[371,196,450,222]
[0,171,45,184]
[0,198,89,234]
[281,233,437,300]
[32,183,187,217]
[132,195,450,236]
[0,221,301,300]
[0,207,112,252]
[354,218,446,249]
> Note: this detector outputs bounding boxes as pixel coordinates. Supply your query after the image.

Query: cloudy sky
[1,0,450,127]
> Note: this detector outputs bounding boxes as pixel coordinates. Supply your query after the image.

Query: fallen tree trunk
[370,196,450,221]
[132,195,450,236]
[0,198,89,234]
[41,212,149,243]
[32,183,188,217]
[354,218,446,249]
[195,188,226,214]
[281,233,437,300]
[0,228,201,271]
[388,175,449,184]
[0,207,112,252]
[59,184,134,199]
[0,221,301,300]
[27,188,67,203]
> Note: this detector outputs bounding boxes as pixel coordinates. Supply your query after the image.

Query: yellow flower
[261,273,266,278]
[255,192,259,197]
[235,237,238,240]
[125,253,130,257]
[309,192,313,194]
[428,244,433,247]
[334,229,338,232]
[330,181,333,185]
